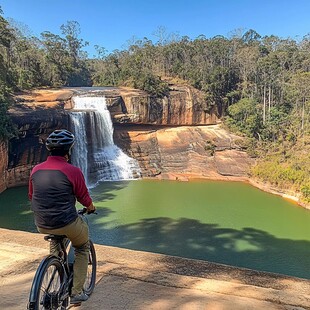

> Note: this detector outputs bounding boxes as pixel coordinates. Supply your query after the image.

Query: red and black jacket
[28,156,92,229]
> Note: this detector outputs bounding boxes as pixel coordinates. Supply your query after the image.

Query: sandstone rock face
[6,106,70,189]
[13,86,219,126]
[107,86,219,125]
[113,124,253,180]
[0,87,247,192]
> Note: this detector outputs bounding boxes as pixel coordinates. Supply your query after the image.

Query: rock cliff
[113,124,252,181]
[6,106,70,188]
[0,86,252,192]
[107,85,218,125]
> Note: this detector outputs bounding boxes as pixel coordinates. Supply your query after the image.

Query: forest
[0,8,309,204]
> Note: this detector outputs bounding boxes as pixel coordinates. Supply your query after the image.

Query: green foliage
[134,73,169,97]
[251,142,310,202]
[261,106,290,141]
[0,8,309,203]
[226,98,263,138]
[301,184,310,202]
[0,95,15,139]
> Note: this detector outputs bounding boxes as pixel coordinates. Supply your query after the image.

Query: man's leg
[63,216,90,296]
[72,240,90,295]
[36,228,65,257]
[38,217,90,296]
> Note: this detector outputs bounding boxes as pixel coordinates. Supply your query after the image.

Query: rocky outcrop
[57,86,218,125]
[107,86,218,125]
[5,105,70,188]
[6,88,73,188]
[113,124,253,180]
[0,86,243,191]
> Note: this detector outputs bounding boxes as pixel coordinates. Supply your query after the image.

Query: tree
[60,21,88,64]
[60,21,91,86]
[257,52,281,123]
[242,29,261,44]
[288,72,310,138]
[0,9,16,90]
[41,31,69,86]
[41,22,91,87]
[226,98,262,138]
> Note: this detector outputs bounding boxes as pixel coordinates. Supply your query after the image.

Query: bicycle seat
[44,234,67,242]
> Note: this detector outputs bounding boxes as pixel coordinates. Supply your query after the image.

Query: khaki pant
[38,216,90,295]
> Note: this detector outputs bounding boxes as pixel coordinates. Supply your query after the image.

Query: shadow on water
[89,215,310,280]
[1,182,309,280]
[89,180,130,202]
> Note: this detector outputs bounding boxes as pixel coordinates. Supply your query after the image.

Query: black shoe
[70,292,89,304]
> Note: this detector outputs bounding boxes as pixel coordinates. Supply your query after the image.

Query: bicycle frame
[28,238,74,310]
[28,208,96,310]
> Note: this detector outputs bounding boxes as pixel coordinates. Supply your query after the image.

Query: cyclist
[28,129,96,305]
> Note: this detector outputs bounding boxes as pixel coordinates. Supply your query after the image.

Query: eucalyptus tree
[98,52,122,86]
[60,21,91,86]
[89,45,108,85]
[234,41,260,99]
[0,7,16,91]
[60,21,88,64]
[7,21,45,89]
[299,34,310,72]
[257,51,282,123]
[203,36,239,114]
[40,31,69,86]
[288,72,310,138]
[0,7,15,139]
[40,21,91,86]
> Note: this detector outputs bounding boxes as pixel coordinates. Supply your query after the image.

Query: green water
[1,180,310,279]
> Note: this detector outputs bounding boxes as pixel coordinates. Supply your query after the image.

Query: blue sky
[1,0,309,57]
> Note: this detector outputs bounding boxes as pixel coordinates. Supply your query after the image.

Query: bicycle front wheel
[28,256,65,310]
[83,240,97,295]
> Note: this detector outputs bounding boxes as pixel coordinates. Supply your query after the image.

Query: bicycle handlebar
[78,207,98,215]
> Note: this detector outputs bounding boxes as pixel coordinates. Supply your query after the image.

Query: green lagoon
[1,179,309,279]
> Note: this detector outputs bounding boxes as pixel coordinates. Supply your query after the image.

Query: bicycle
[27,208,97,310]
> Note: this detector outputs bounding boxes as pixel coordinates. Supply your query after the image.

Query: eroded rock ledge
[113,124,252,181]
[2,87,251,188]
[1,87,307,209]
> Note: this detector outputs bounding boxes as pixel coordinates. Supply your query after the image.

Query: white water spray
[70,96,141,186]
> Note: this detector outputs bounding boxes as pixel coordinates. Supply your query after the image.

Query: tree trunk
[268,85,271,119]
[263,84,266,124]
[301,97,305,132]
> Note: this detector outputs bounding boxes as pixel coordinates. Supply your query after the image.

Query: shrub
[135,73,169,98]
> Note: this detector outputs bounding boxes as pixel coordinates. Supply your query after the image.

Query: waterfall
[70,96,141,186]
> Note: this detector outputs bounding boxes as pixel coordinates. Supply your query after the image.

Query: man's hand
[86,202,96,214]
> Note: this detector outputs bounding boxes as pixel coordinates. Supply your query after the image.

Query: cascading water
[70,95,141,187]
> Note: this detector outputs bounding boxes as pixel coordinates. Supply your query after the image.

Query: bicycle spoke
[38,264,62,309]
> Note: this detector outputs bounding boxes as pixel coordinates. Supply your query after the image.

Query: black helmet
[46,129,75,151]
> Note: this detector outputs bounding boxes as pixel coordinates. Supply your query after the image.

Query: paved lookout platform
[0,228,309,310]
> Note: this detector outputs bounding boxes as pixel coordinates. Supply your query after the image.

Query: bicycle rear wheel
[83,240,97,295]
[28,256,65,310]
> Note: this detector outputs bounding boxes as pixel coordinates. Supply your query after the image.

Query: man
[28,129,96,304]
